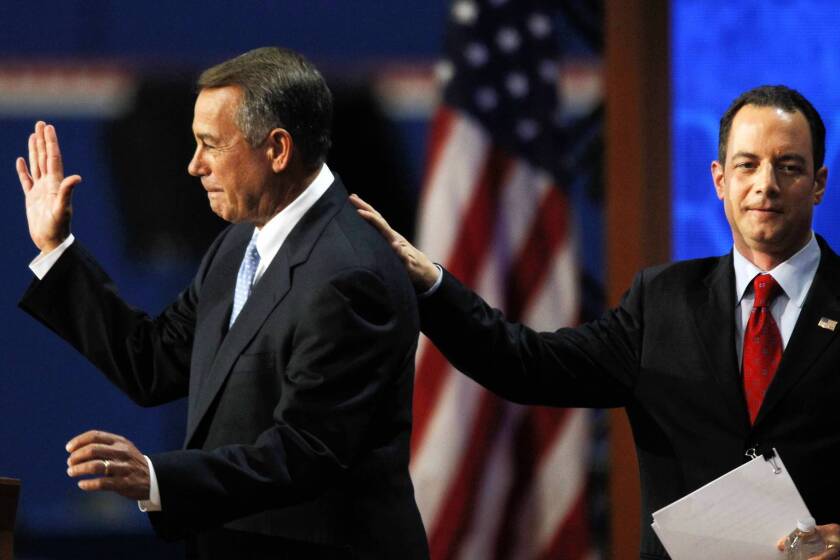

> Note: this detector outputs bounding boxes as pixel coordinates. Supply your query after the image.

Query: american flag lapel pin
[818,317,838,331]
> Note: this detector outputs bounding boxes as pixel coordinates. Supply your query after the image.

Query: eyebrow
[730,151,807,163]
[195,132,220,143]
[776,154,807,164]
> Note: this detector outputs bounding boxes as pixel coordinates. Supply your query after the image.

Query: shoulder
[637,255,726,287]
[817,234,840,262]
[316,198,407,272]
[618,254,729,310]
[297,193,416,303]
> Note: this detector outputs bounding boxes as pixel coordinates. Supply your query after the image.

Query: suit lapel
[690,253,751,428]
[754,240,840,425]
[184,178,349,447]
[185,227,249,441]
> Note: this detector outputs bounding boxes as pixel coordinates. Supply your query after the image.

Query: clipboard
[651,448,811,559]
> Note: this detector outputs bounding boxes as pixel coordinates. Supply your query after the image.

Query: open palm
[16,121,82,253]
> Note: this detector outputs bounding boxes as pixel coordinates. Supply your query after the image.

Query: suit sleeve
[17,234,226,406]
[418,267,644,408]
[148,266,417,534]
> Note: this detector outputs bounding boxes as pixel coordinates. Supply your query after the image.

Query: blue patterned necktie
[230,235,261,326]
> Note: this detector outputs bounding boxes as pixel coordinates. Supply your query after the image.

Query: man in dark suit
[16,47,428,559]
[351,85,840,559]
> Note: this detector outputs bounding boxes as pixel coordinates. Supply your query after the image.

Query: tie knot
[246,236,260,260]
[752,273,780,308]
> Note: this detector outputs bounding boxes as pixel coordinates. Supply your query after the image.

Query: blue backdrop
[673,0,840,260]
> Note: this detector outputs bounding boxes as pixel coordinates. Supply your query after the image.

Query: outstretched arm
[350,193,638,408]
[16,121,82,253]
[349,193,438,292]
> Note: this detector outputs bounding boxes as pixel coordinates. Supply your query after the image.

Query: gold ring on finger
[102,459,111,477]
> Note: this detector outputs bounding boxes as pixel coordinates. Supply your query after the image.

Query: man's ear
[266,128,293,173]
[711,160,726,200]
[814,165,828,205]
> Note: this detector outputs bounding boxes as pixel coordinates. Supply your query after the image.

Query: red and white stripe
[410,108,592,559]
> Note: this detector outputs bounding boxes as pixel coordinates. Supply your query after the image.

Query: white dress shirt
[29,164,335,512]
[732,233,821,367]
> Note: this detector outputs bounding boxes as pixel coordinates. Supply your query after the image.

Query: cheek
[727,184,750,210]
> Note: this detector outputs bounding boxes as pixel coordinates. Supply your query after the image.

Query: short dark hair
[718,85,825,172]
[198,46,333,168]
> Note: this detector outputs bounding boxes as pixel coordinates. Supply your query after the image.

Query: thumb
[57,175,82,206]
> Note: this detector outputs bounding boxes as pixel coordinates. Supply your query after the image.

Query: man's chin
[208,202,233,223]
[744,231,810,257]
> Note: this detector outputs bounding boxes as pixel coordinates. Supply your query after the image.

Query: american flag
[409,1,601,558]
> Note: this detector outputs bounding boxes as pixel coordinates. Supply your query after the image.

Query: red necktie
[742,274,783,424]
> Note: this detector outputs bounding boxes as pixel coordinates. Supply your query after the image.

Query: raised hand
[16,121,82,253]
[349,194,439,292]
[66,430,151,501]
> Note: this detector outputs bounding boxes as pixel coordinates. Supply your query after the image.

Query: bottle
[787,517,827,559]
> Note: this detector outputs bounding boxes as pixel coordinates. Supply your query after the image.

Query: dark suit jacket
[20,178,429,559]
[419,237,840,559]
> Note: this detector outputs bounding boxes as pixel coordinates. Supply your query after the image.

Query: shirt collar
[253,163,335,267]
[733,232,820,308]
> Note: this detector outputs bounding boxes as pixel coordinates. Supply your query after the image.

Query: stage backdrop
[673,0,840,259]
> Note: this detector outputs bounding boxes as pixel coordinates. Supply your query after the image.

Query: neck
[735,235,812,271]
[254,164,322,228]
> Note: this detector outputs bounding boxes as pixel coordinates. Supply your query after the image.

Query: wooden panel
[605,0,671,558]
[0,478,20,560]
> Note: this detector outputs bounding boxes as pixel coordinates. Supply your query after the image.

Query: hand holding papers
[652,449,811,559]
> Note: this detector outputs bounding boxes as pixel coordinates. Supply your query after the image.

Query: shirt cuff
[29,234,75,280]
[417,264,444,298]
[138,455,162,512]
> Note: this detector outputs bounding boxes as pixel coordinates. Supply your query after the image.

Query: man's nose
[187,148,203,177]
[756,162,780,194]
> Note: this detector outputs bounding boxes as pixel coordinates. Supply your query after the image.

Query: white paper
[651,450,811,559]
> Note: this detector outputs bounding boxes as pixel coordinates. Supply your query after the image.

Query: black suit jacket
[420,237,840,559]
[20,178,429,559]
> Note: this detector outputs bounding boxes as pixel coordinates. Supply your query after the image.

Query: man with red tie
[352,85,840,559]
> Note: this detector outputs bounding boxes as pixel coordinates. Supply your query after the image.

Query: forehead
[726,104,812,160]
[192,86,243,133]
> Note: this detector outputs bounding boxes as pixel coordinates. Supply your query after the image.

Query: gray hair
[198,46,333,168]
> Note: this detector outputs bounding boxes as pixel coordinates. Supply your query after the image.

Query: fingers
[349,193,402,244]
[16,157,33,192]
[35,121,47,179]
[58,174,82,206]
[813,546,840,560]
[26,121,63,180]
[67,457,114,478]
[819,524,840,559]
[28,132,39,180]
[44,123,64,177]
[348,194,440,291]
[67,442,121,467]
[66,429,123,453]
[64,431,150,500]
[349,192,375,213]
[77,475,119,492]
[776,535,787,551]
